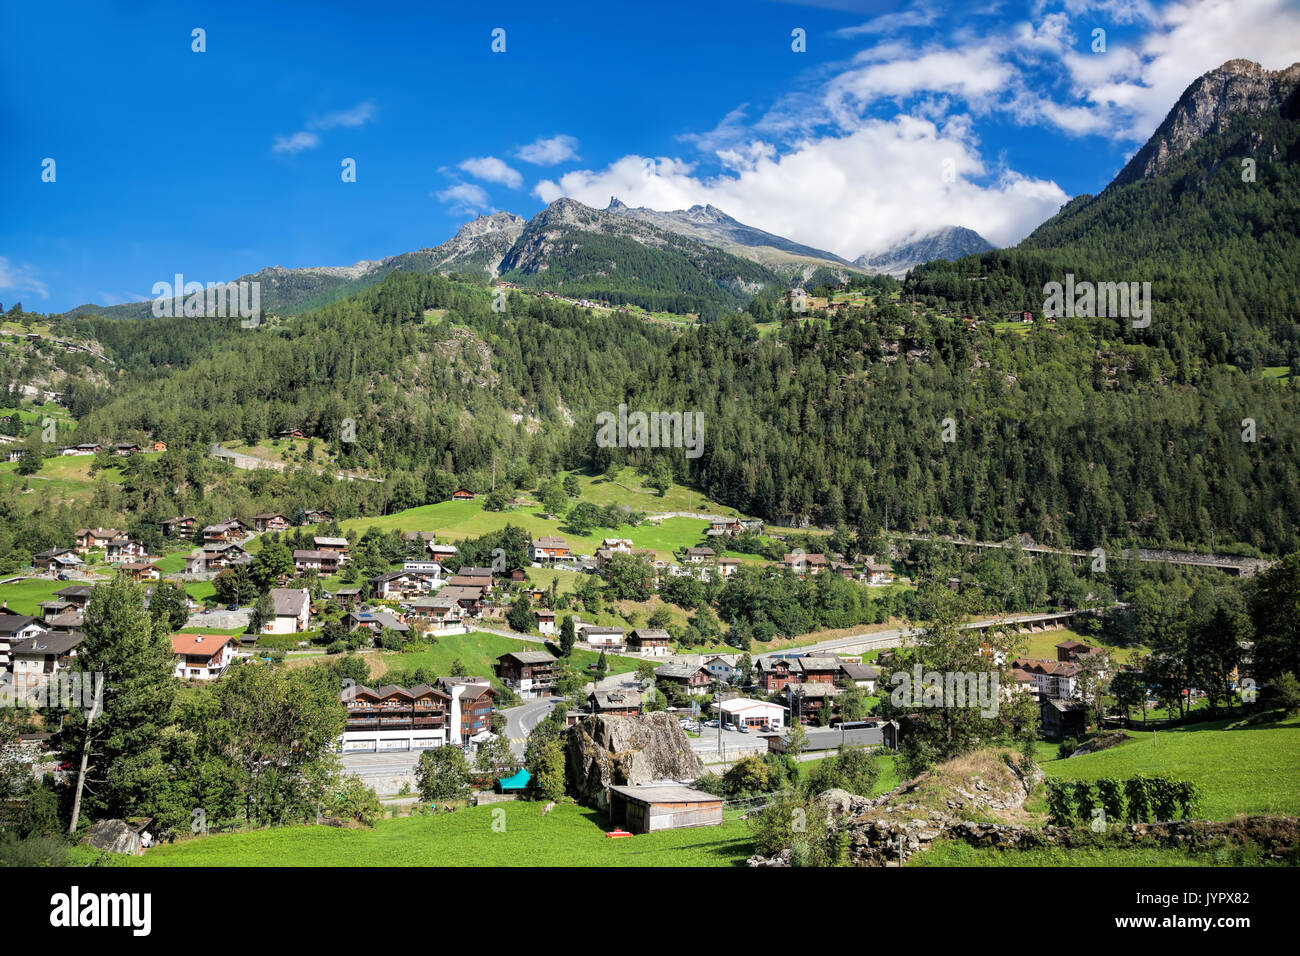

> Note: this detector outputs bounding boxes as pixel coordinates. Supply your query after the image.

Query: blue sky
[2,0,1298,313]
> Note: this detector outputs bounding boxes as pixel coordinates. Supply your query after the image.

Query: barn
[607,783,723,834]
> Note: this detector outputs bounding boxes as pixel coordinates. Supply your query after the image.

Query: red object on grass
[605,829,633,838]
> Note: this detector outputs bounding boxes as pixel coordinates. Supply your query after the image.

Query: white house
[264,588,312,634]
[171,633,236,680]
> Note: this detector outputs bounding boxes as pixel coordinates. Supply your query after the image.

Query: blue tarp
[497,768,530,792]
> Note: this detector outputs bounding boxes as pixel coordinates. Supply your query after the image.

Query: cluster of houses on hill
[56,440,167,456]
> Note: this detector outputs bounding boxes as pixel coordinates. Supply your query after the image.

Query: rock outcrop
[1112,59,1300,187]
[565,712,705,810]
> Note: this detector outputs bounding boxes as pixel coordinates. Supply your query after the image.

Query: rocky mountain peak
[1112,58,1300,187]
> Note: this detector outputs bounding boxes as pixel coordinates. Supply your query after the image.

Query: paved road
[503,697,556,756]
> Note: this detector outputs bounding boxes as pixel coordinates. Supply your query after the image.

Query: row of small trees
[1045,775,1199,827]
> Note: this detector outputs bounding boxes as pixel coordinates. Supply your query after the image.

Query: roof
[655,662,708,680]
[269,588,310,617]
[795,656,842,672]
[788,726,884,751]
[11,631,84,656]
[608,783,721,805]
[0,613,38,635]
[313,536,349,547]
[170,633,235,658]
[719,697,782,713]
[589,689,642,709]
[630,628,671,642]
[840,662,881,680]
[534,536,568,548]
[498,650,556,665]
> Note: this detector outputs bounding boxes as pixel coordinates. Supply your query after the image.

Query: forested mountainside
[906,63,1300,374]
[54,261,1299,557]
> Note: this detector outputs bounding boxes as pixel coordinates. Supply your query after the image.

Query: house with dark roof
[264,588,312,634]
[495,651,556,698]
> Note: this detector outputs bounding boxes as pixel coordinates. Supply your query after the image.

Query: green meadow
[120,802,755,867]
[1039,715,1300,819]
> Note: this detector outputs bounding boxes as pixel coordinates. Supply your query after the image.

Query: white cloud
[533,117,1068,258]
[308,101,377,131]
[435,182,494,215]
[0,257,49,300]
[516,134,580,165]
[273,100,377,154]
[458,156,524,189]
[272,131,320,154]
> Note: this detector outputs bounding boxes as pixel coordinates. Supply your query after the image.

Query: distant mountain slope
[604,197,862,282]
[855,226,996,277]
[905,58,1300,350]
[498,198,783,316]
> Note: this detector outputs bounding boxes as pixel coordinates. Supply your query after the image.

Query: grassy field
[1039,715,1300,819]
[0,576,72,615]
[122,801,755,867]
[1019,627,1147,664]
[340,499,712,560]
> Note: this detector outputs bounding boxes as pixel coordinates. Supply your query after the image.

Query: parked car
[704,719,719,727]
[226,603,239,611]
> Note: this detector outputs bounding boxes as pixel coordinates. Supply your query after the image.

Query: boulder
[565,712,705,810]
[80,819,141,855]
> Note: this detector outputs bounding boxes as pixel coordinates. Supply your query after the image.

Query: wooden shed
[607,783,723,834]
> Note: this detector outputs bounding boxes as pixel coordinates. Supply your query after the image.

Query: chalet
[252,513,290,533]
[683,547,715,564]
[313,536,350,562]
[719,697,784,732]
[792,656,841,685]
[787,682,843,723]
[862,562,894,585]
[0,613,45,670]
[113,442,141,456]
[627,628,672,657]
[576,623,625,648]
[653,661,712,692]
[782,552,828,575]
[1040,698,1089,738]
[427,543,458,559]
[304,510,334,524]
[703,653,740,683]
[530,536,571,562]
[32,548,83,573]
[202,519,246,543]
[339,683,452,753]
[8,631,83,696]
[606,783,722,834]
[495,651,556,699]
[160,516,196,538]
[171,633,236,680]
[264,588,312,634]
[716,557,742,577]
[600,537,634,553]
[706,517,742,537]
[829,560,857,579]
[344,609,410,639]
[276,429,306,439]
[407,593,464,626]
[756,657,795,693]
[370,567,442,598]
[75,527,124,553]
[588,689,642,715]
[116,561,162,583]
[446,573,491,589]
[536,609,556,635]
[839,661,880,691]
[333,588,361,608]
[431,586,485,616]
[152,440,168,452]
[104,537,147,563]
[293,549,339,574]
[1056,639,1107,665]
[54,585,94,609]
[451,490,475,501]
[185,542,250,573]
